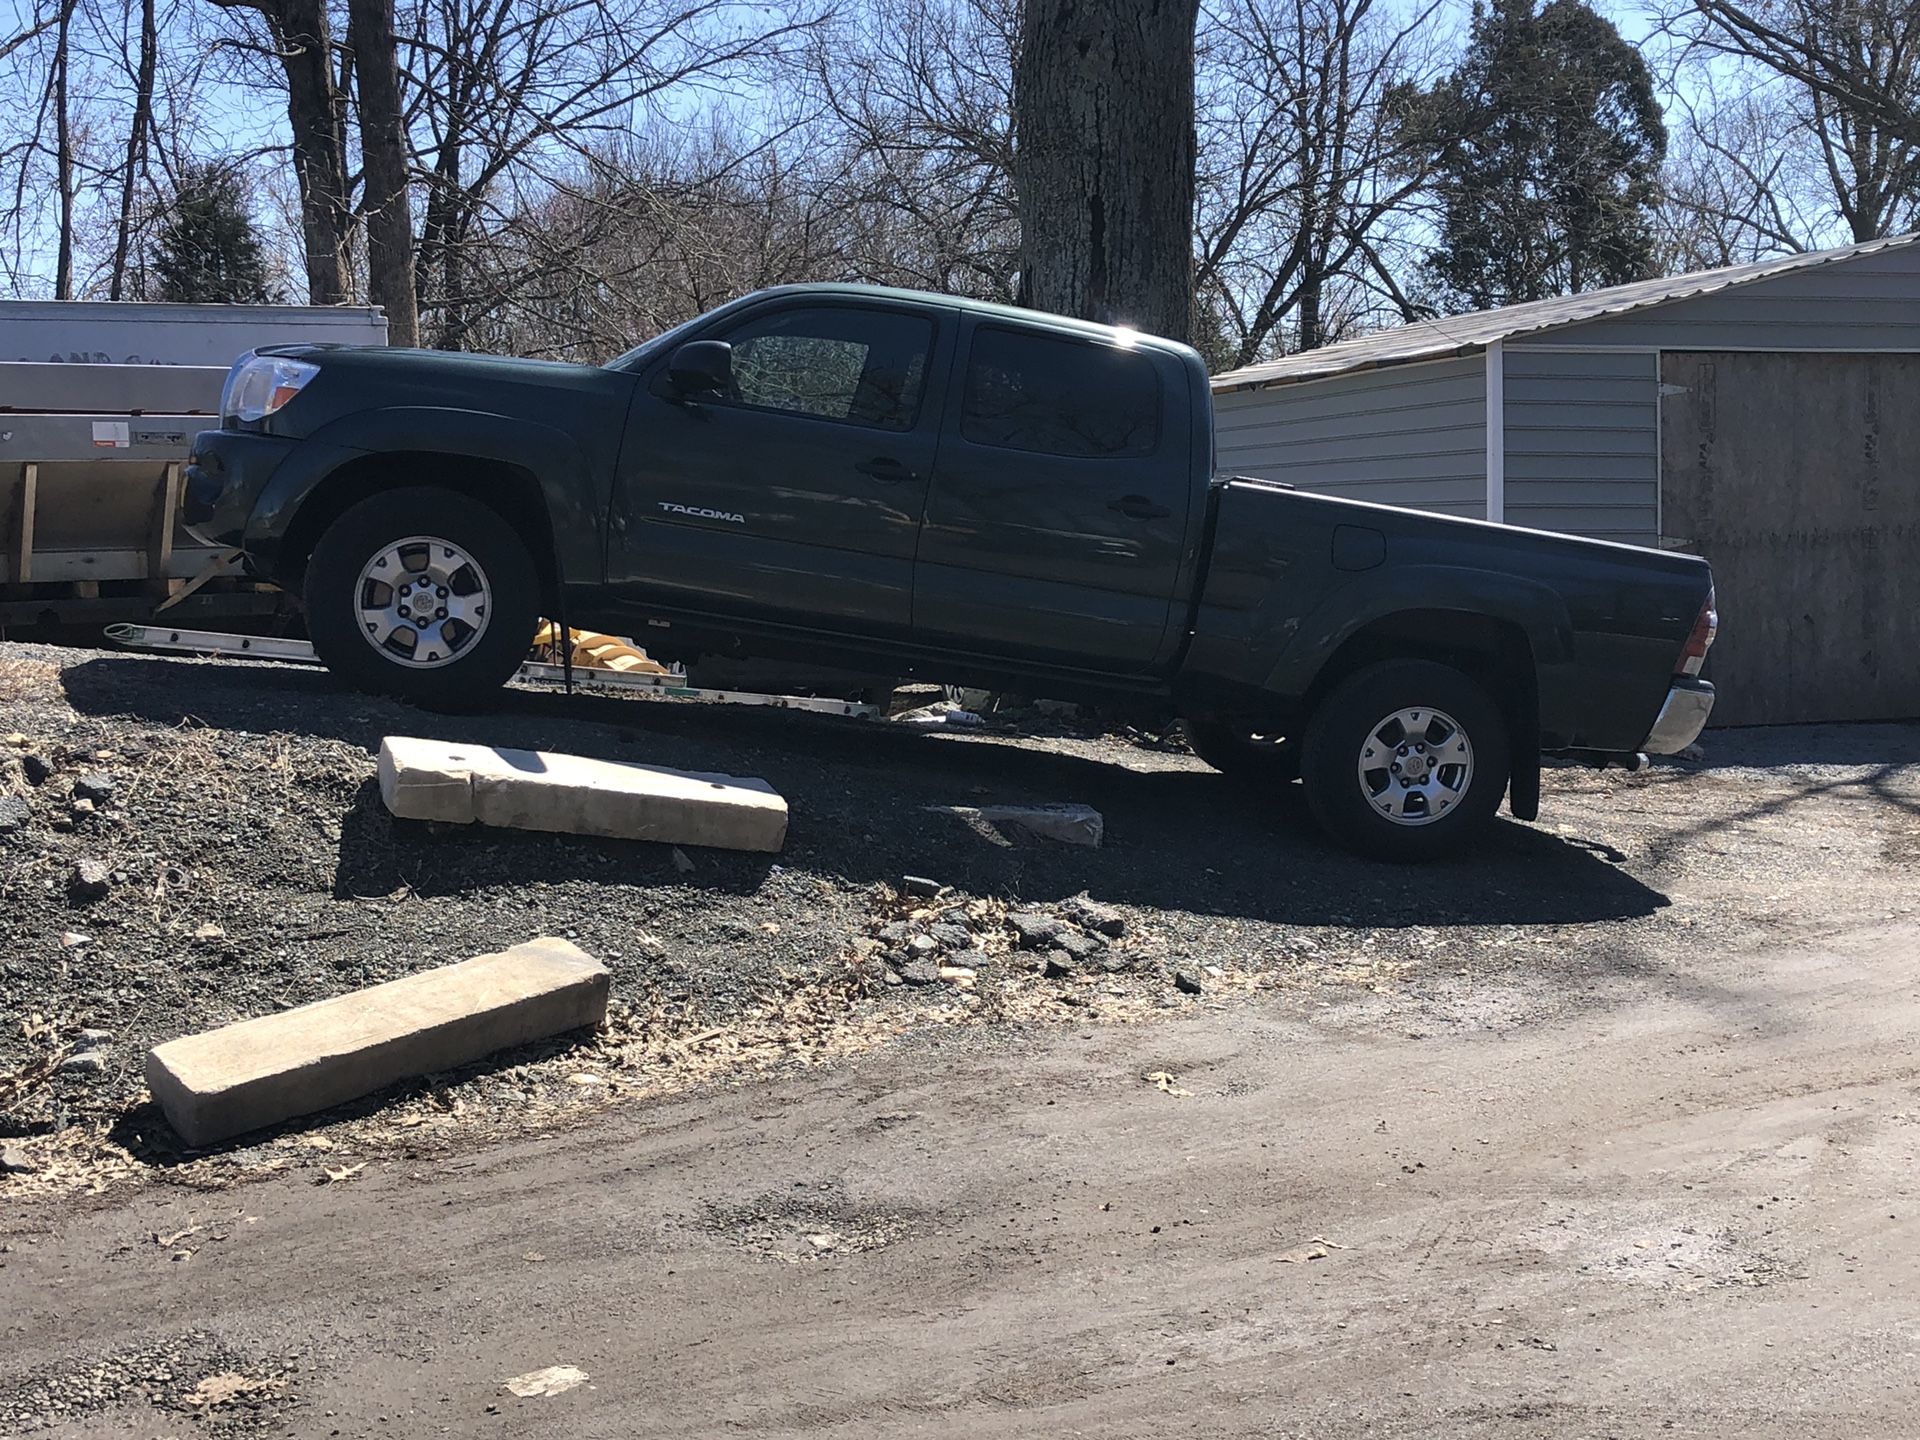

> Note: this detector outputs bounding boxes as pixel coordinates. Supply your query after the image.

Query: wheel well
[278,452,561,606]
[1304,609,1538,732]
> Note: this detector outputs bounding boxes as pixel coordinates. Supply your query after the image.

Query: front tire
[1300,661,1509,861]
[303,486,539,711]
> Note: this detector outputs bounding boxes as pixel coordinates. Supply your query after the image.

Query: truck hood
[259,344,638,441]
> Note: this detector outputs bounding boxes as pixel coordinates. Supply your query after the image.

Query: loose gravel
[3,641,1918,1193]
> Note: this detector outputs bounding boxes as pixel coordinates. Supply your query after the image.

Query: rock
[73,1028,112,1050]
[927,923,973,951]
[1008,911,1066,950]
[938,966,976,988]
[72,772,116,804]
[1061,897,1125,937]
[60,1052,107,1077]
[1056,931,1105,964]
[192,923,225,942]
[70,797,95,818]
[1174,970,1205,996]
[899,957,941,986]
[906,934,941,959]
[931,803,1104,847]
[1099,952,1134,974]
[0,796,27,834]
[21,754,51,787]
[940,906,972,926]
[877,920,913,945]
[60,931,90,948]
[882,967,903,987]
[1043,950,1075,979]
[68,858,112,904]
[901,875,942,898]
[0,1145,34,1175]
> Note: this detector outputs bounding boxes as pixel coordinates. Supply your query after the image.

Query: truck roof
[740,282,1203,360]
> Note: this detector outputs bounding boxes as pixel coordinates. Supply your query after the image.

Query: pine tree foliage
[145,165,275,304]
[1397,0,1667,311]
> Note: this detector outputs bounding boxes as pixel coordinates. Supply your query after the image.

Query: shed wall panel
[1501,349,1660,545]
[1212,357,1486,517]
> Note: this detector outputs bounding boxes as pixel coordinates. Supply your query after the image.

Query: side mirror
[668,340,733,396]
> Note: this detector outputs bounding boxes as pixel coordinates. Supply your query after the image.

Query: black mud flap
[1508,748,1540,821]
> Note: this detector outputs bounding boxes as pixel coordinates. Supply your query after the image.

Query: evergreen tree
[145,165,275,303]
[1397,0,1666,311]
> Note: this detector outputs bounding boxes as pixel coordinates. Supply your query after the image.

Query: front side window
[721,306,933,432]
[961,327,1161,458]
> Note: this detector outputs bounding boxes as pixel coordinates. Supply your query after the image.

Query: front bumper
[1642,677,1715,755]
[183,428,299,551]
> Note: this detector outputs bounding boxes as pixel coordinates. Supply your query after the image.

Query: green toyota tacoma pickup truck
[184,283,1718,860]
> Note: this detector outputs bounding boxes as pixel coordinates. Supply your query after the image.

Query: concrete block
[377,735,479,823]
[146,937,609,1147]
[376,737,787,852]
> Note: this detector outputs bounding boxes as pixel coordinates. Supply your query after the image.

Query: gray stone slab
[377,736,788,853]
[145,938,609,1148]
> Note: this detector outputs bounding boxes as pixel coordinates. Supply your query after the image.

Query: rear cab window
[960,326,1163,458]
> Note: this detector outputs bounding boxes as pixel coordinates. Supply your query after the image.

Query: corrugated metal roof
[1210,232,1920,392]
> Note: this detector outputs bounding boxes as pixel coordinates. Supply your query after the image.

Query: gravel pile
[3,640,1918,1187]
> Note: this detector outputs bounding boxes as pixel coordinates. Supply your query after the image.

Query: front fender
[251,407,603,586]
[1261,564,1576,698]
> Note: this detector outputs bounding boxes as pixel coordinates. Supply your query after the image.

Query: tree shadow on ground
[62,654,1670,929]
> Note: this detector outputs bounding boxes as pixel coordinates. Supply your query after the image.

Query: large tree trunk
[1013,0,1199,344]
[268,0,352,303]
[347,0,418,343]
[109,0,158,300]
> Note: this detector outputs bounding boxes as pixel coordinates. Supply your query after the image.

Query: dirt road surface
[8,918,1920,1438]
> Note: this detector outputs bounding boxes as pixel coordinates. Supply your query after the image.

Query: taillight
[1678,586,1717,677]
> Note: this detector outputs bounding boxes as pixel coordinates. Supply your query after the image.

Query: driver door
[609,299,951,636]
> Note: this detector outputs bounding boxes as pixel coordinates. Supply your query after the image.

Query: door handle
[856,456,917,484]
[1109,494,1171,520]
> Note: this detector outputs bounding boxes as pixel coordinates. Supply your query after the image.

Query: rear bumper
[1642,678,1715,755]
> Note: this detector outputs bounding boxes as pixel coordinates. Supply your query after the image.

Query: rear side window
[723,306,932,432]
[961,327,1161,458]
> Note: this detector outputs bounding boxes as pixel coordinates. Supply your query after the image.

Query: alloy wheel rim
[354,535,492,670]
[1356,705,1473,826]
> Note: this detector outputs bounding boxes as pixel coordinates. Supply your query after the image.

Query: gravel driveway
[2,639,1917,1189]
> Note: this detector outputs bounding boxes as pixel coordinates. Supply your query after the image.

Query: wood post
[9,463,35,585]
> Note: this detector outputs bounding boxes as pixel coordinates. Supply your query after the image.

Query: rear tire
[1182,717,1301,785]
[303,486,540,711]
[1300,660,1509,861]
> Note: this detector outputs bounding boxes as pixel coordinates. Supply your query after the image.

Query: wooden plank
[1660,351,1920,725]
[147,461,182,590]
[10,463,35,585]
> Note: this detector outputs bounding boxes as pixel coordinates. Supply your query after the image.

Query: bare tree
[108,0,159,297]
[1664,0,1920,248]
[348,0,417,341]
[208,0,353,302]
[1015,0,1202,343]
[51,0,76,297]
[1193,0,1444,367]
[810,0,1020,298]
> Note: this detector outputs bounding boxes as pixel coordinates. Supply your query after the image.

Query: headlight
[220,352,320,425]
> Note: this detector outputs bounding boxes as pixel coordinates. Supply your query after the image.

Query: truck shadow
[62,654,1669,928]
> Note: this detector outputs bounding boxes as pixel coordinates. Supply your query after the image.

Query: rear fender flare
[1261,565,1576,699]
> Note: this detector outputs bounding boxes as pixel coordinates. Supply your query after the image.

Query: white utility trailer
[0,302,385,630]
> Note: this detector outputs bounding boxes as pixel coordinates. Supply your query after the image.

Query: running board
[103,624,880,718]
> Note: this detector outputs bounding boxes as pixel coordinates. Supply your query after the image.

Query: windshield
[603,291,767,370]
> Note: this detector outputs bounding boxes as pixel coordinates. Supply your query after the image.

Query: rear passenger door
[911,320,1193,670]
